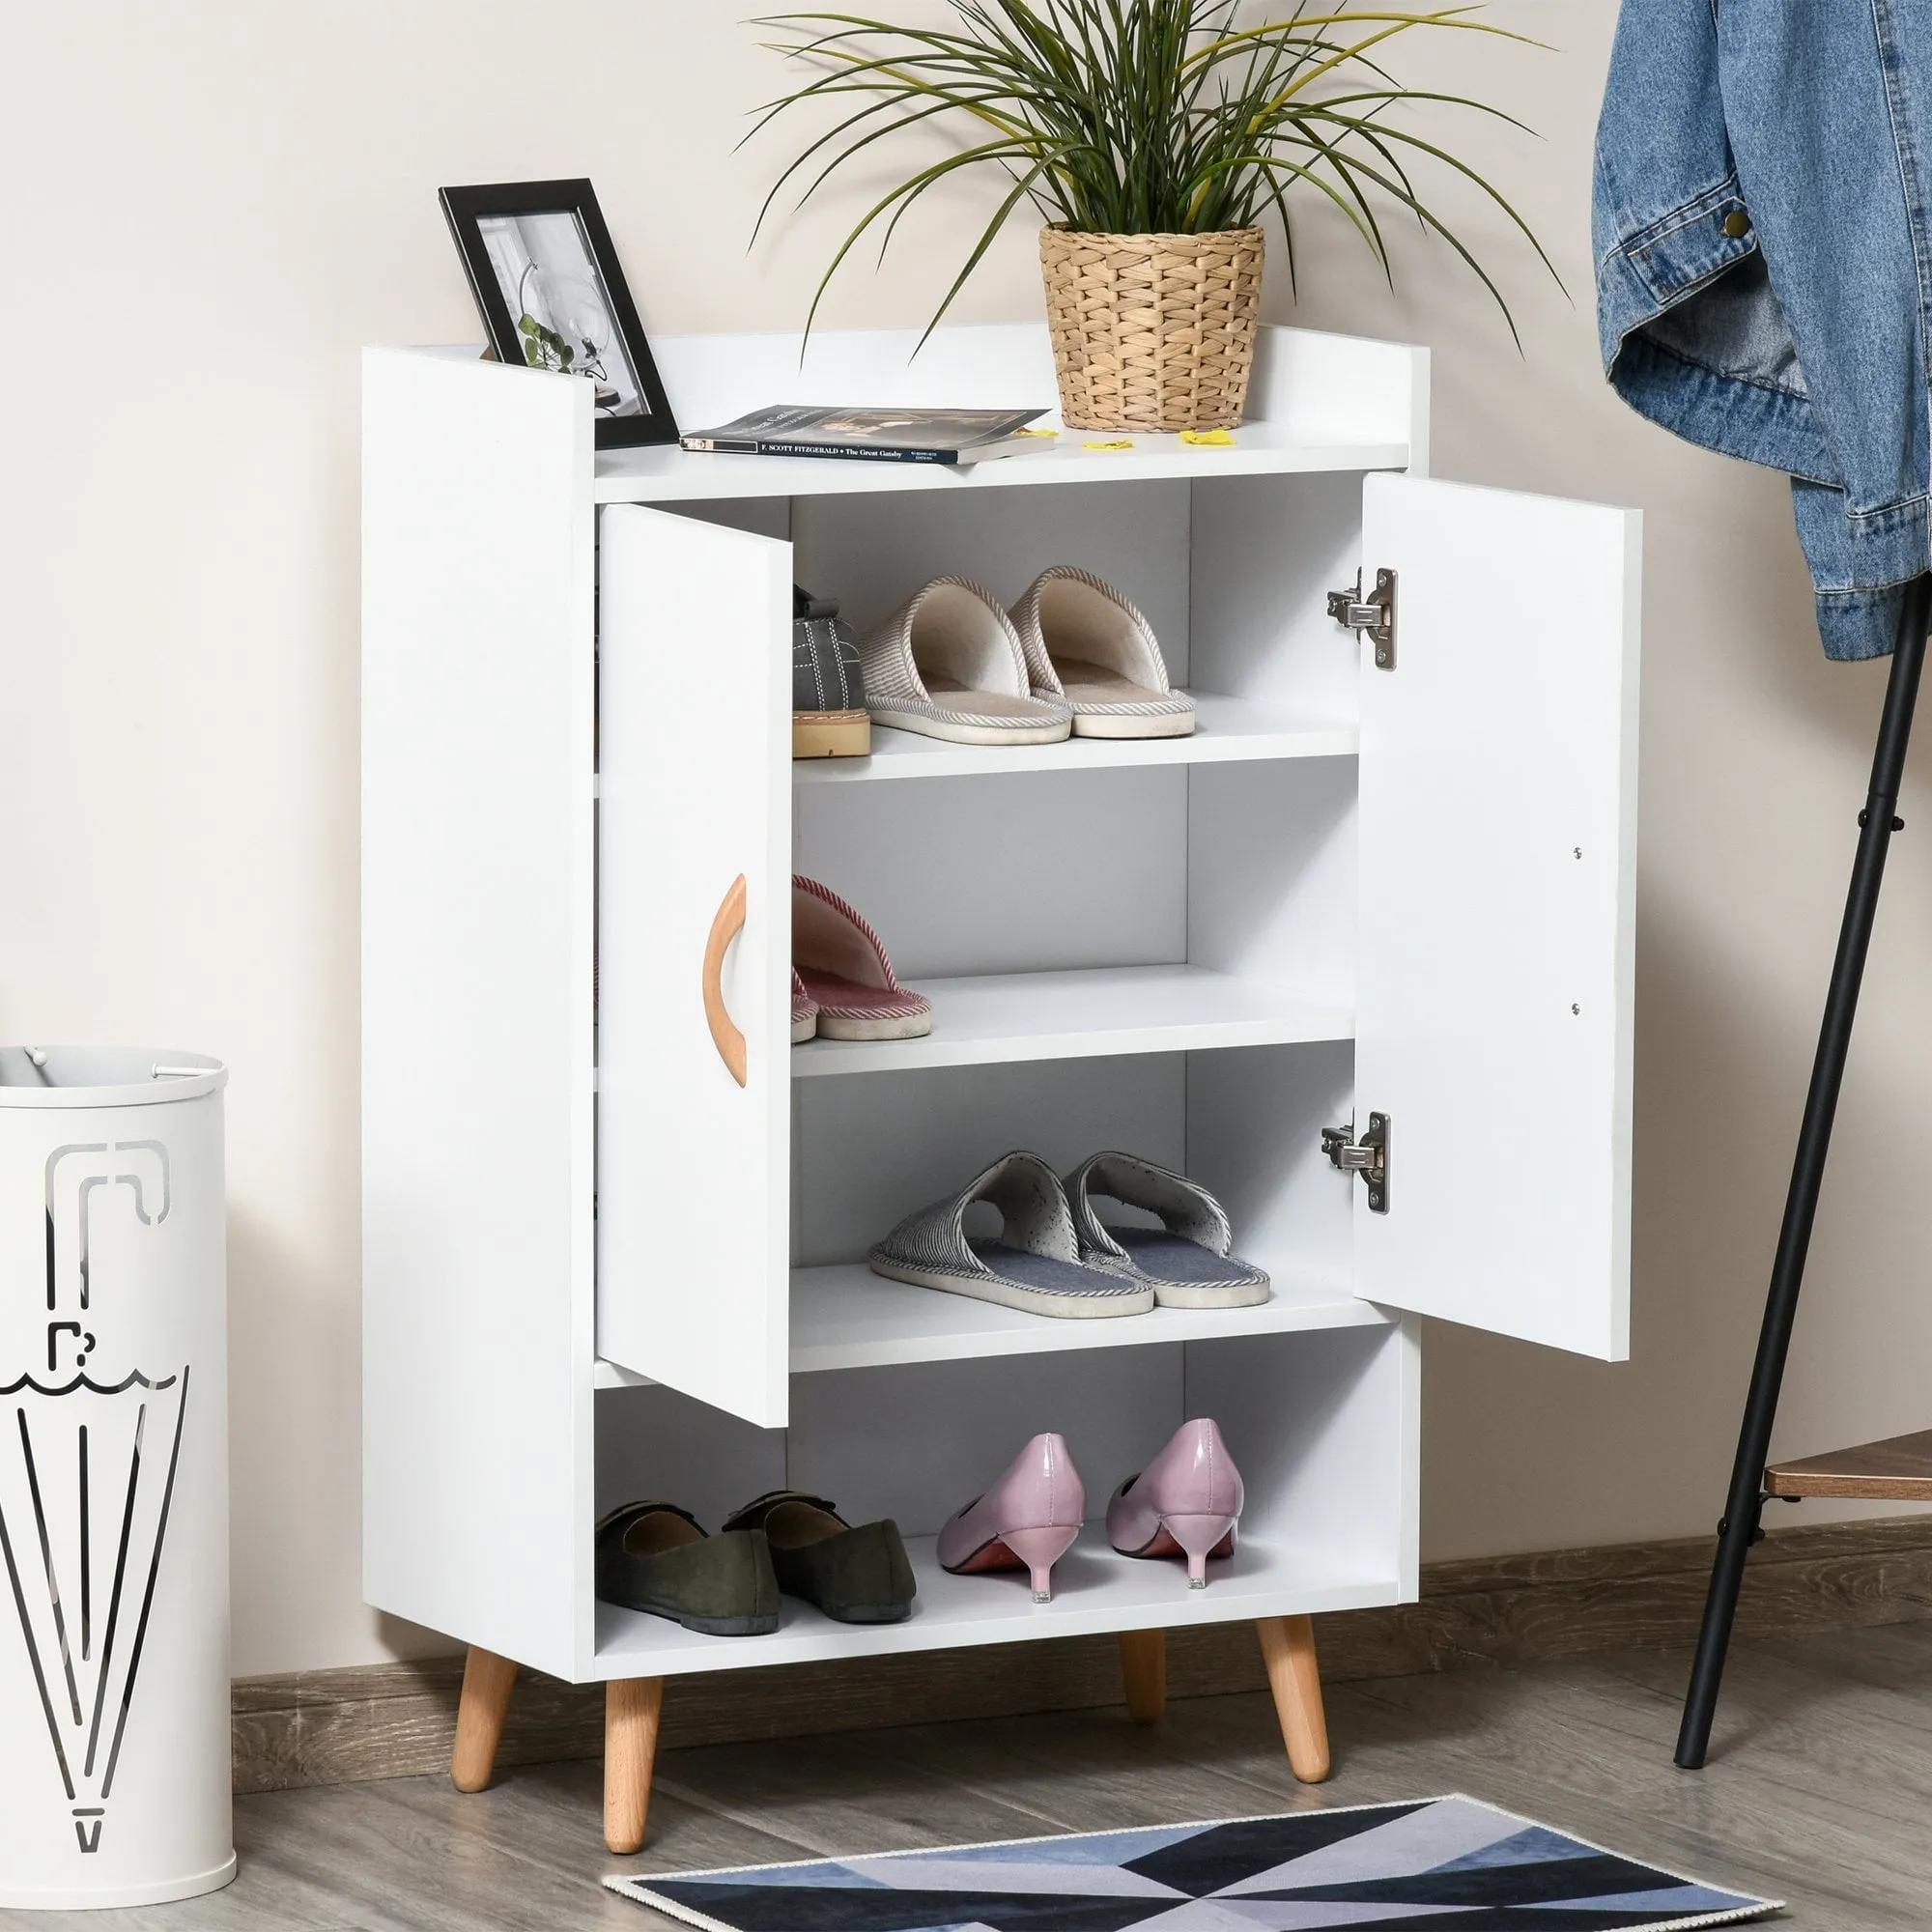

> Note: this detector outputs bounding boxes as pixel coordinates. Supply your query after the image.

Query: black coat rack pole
[1676,571,1932,1771]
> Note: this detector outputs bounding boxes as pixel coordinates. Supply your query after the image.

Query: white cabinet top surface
[396,318,1425,503]
[592,422,1409,502]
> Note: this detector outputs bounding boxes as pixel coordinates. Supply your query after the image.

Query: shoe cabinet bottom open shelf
[593,1523,1403,1677]
[591,1321,1415,1678]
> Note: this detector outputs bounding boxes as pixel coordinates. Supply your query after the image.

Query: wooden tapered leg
[1119,1629,1168,1725]
[1257,1615,1331,1783]
[451,1646,519,1793]
[605,1677,666,1855]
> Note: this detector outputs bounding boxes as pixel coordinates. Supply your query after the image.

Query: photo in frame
[440,179,678,448]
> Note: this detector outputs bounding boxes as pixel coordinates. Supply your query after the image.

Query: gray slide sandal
[869,1151,1155,1319]
[1065,1151,1272,1309]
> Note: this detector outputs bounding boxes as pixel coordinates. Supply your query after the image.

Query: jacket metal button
[1722,210,1751,239]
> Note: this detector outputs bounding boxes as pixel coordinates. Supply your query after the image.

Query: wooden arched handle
[702,874,749,1088]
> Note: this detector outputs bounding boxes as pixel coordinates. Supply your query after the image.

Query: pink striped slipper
[791,969,819,1045]
[793,877,933,1041]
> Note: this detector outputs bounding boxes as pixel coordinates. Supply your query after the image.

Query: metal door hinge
[1321,1112,1390,1213]
[1327,567,1396,669]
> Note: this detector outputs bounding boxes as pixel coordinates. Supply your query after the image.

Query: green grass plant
[751,0,1557,347]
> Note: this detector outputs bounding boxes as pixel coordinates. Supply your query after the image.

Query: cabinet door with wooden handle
[598,500,791,1427]
[703,874,749,1087]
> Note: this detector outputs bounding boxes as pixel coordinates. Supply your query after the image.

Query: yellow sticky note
[1083,439,1135,451]
[1179,429,1237,446]
[1013,427,1059,439]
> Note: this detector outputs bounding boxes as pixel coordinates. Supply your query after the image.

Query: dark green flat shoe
[595,1501,781,1636]
[722,1492,916,1624]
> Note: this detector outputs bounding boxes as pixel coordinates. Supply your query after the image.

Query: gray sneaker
[794,586,869,757]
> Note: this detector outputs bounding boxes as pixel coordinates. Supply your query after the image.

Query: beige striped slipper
[1009,567,1195,739]
[861,578,1073,746]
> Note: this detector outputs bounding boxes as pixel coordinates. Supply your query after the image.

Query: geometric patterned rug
[605,1795,1783,1929]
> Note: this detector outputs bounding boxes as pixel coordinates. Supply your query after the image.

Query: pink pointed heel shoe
[937,1433,1086,1604]
[984,1524,1082,1603]
[1107,1418,1243,1590]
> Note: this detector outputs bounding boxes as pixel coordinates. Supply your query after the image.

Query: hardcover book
[680,404,1048,465]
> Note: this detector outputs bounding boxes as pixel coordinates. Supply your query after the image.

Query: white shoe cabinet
[362,322,1639,1849]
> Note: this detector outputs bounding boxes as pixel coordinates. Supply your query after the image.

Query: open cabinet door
[598,504,792,1424]
[1352,473,1639,1358]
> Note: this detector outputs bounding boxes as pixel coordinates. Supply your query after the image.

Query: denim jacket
[1595,0,1932,660]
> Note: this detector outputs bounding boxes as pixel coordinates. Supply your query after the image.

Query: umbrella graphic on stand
[0,1140,187,1857]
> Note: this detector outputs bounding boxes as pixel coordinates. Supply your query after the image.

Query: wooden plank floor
[28,1621,1932,1929]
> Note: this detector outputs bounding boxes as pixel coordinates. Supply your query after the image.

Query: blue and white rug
[605,1795,1781,1929]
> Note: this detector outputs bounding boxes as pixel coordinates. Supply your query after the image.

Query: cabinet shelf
[791,965,1352,1078]
[591,1523,1400,1679]
[787,1264,1386,1374]
[593,1266,1382,1386]
[793,696,1357,786]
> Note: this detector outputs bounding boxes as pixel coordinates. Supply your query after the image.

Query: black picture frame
[439,179,678,449]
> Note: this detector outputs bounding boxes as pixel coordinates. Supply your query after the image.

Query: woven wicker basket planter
[1039,226,1264,433]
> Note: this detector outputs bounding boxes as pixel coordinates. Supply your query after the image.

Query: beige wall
[3,3,1921,1676]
